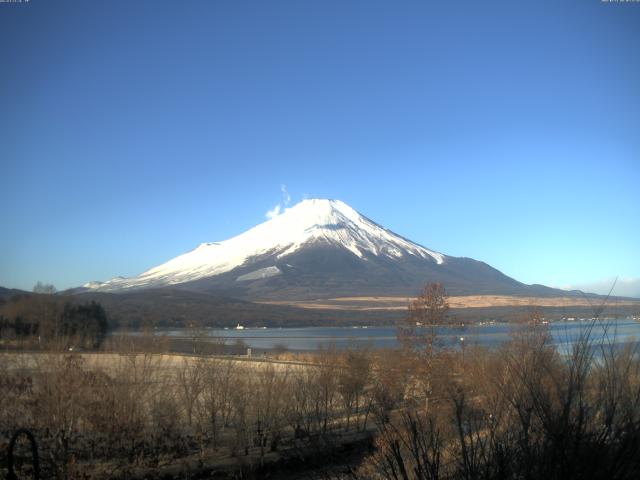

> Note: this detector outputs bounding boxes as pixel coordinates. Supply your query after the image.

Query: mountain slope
[83,199,568,299]
[0,286,27,303]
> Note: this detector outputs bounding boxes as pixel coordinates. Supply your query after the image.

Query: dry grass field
[261,295,640,311]
[0,348,376,479]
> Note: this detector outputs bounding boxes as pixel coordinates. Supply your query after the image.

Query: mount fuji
[82,199,563,300]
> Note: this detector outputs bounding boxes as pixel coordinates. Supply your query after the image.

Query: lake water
[144,317,640,352]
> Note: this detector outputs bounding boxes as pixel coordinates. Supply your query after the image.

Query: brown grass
[260,295,640,311]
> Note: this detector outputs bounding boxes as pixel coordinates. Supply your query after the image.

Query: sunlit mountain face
[82,199,567,300]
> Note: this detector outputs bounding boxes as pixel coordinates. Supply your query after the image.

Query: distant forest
[0,294,108,349]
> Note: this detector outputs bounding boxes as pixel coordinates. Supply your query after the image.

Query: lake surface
[141,317,640,352]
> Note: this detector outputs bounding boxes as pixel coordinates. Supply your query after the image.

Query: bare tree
[252,363,291,461]
[316,344,340,434]
[199,358,237,448]
[286,363,317,437]
[371,350,411,424]
[33,282,57,294]
[359,411,443,480]
[338,347,372,431]
[32,354,89,478]
[230,372,252,456]
[399,282,450,357]
[176,357,205,427]
[398,282,450,413]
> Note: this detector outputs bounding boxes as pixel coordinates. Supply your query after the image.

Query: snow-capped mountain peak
[84,199,445,292]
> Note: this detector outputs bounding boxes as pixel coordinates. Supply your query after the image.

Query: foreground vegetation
[0,347,380,479]
[361,322,640,479]
[1,284,639,479]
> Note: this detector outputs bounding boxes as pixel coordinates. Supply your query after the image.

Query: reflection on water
[132,318,640,352]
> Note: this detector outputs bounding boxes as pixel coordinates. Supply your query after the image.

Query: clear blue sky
[1,0,639,296]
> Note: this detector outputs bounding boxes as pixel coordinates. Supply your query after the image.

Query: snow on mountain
[236,266,282,282]
[85,199,445,292]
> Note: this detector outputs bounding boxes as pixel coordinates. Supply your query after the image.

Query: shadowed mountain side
[176,243,589,300]
[0,286,28,302]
